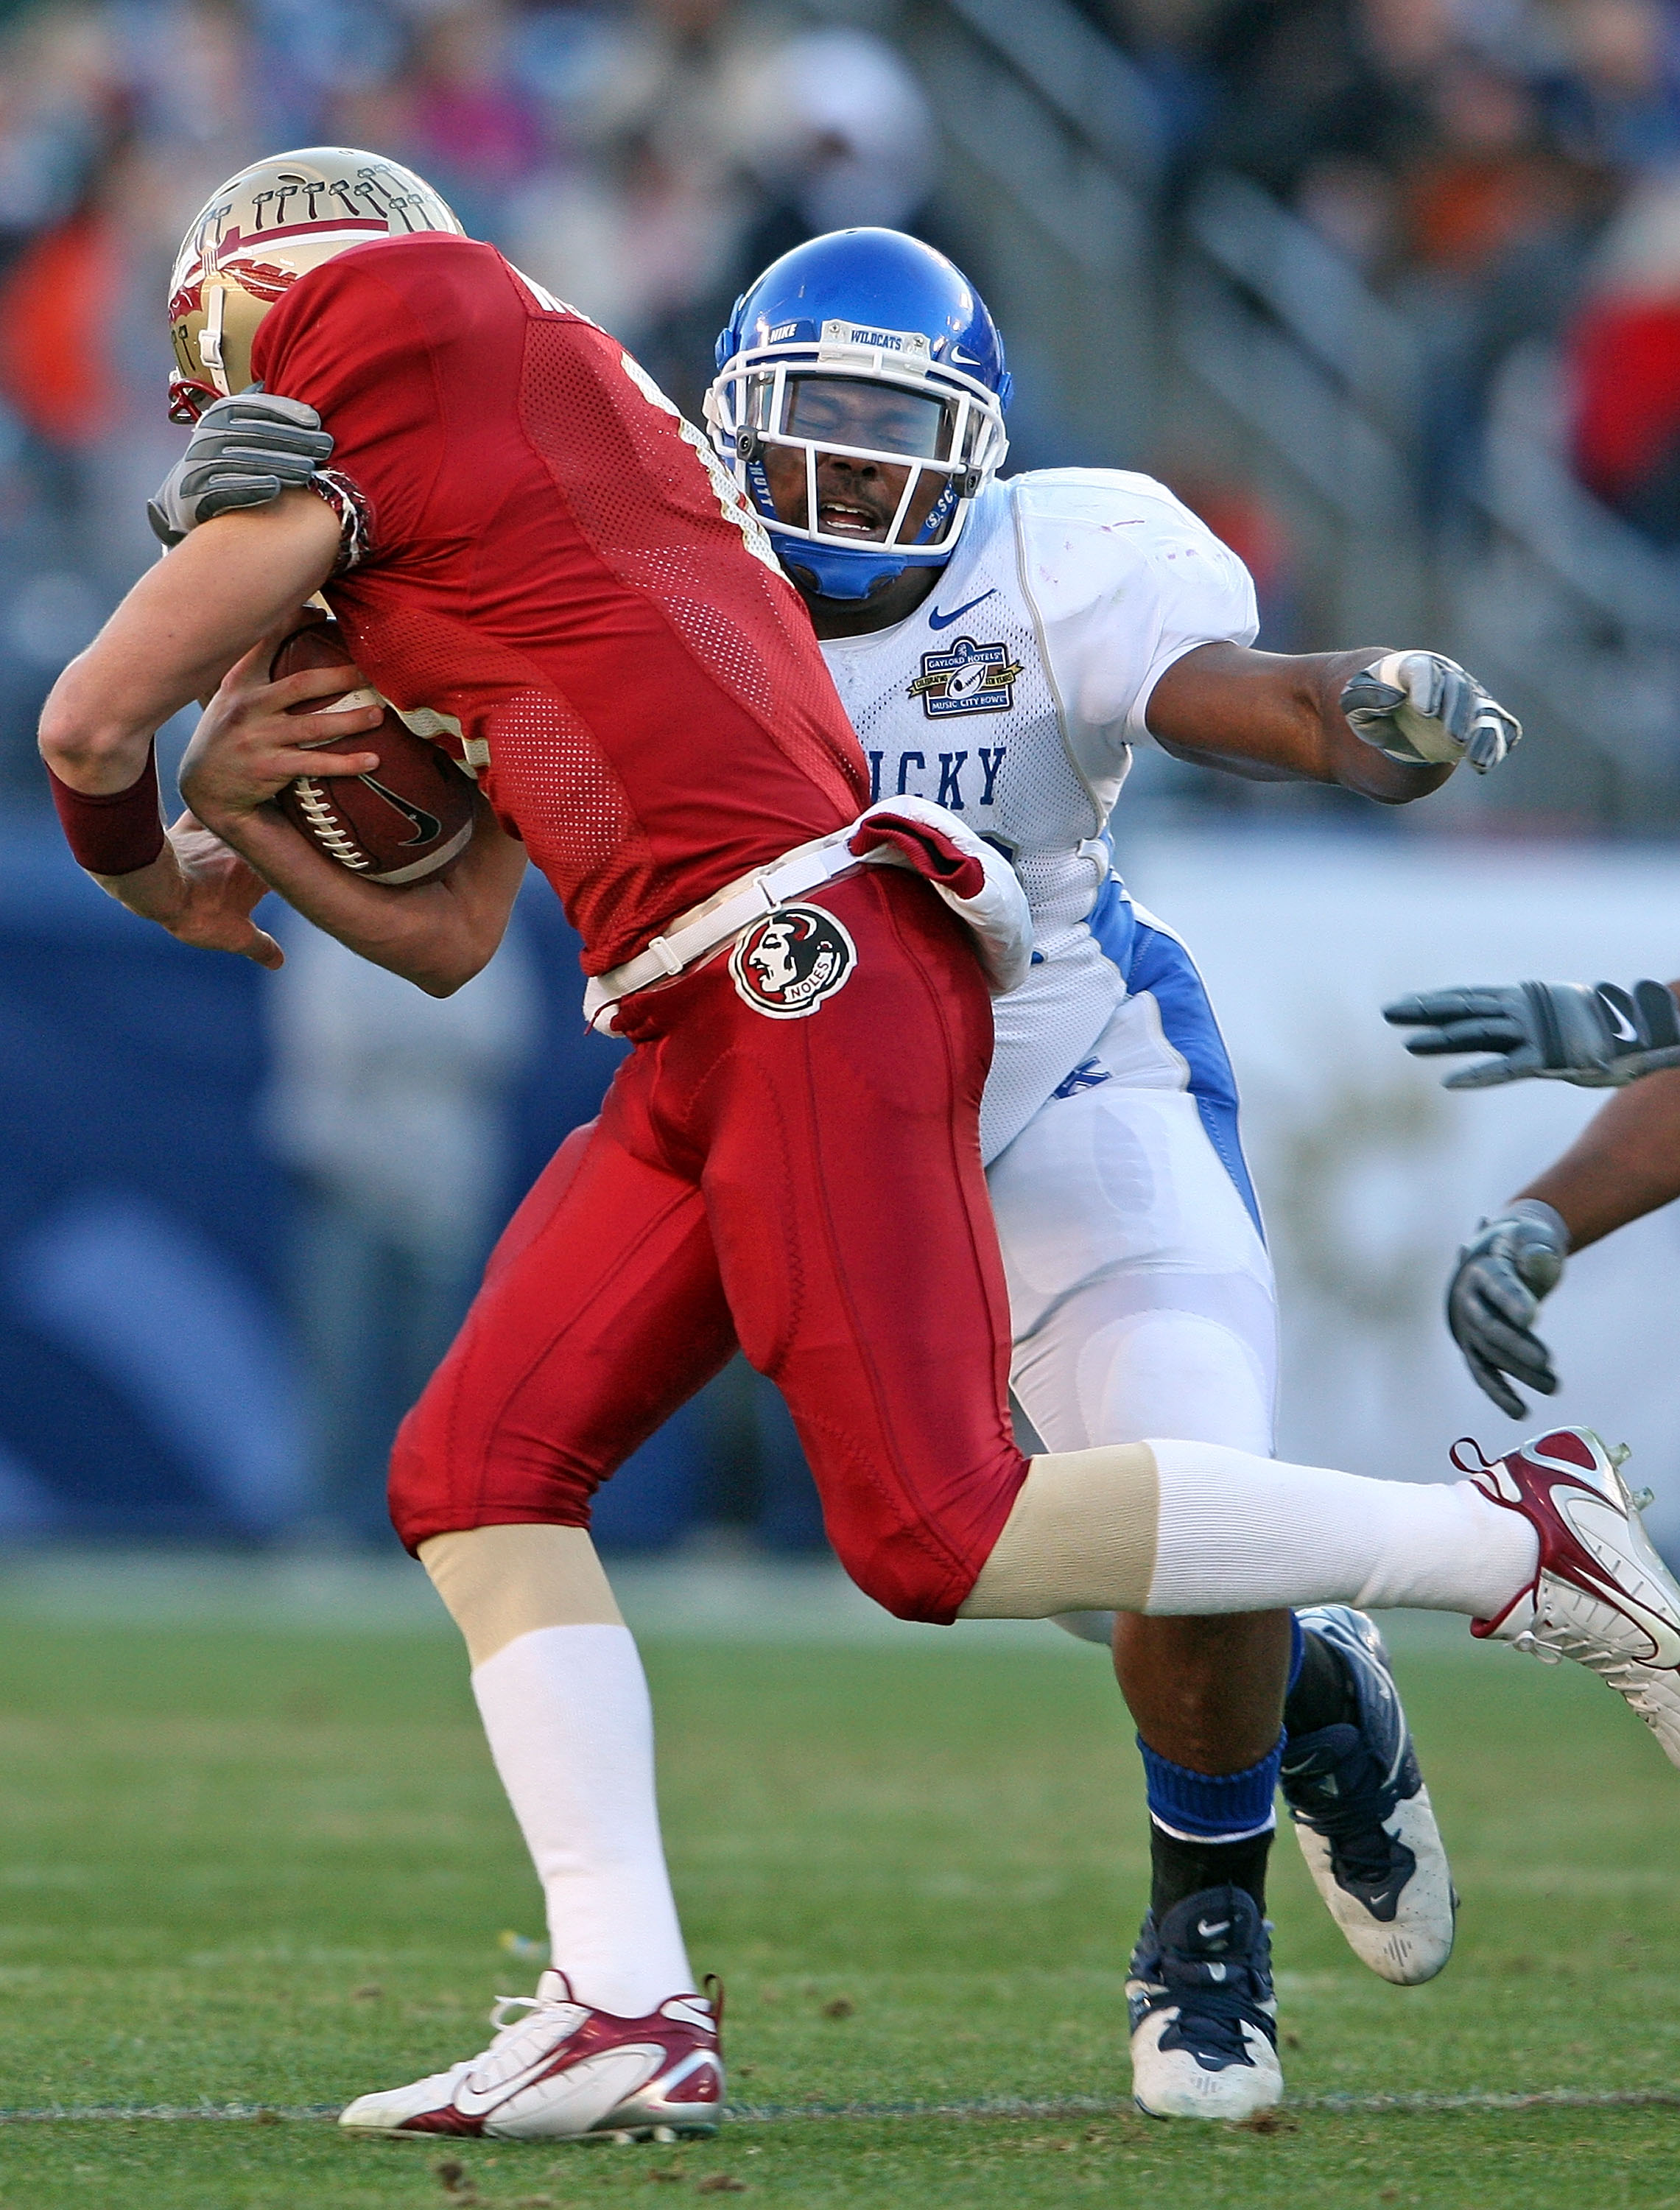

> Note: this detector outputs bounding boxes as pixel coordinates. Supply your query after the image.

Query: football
[269,620,477,886]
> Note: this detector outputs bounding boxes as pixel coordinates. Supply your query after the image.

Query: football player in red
[38,150,1680,2141]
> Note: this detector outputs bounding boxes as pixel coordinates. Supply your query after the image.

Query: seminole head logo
[730,903,857,1020]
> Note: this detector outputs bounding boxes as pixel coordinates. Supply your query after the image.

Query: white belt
[581,824,871,1033]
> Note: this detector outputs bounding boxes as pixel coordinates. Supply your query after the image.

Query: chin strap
[746,466,966,603]
[783,541,932,603]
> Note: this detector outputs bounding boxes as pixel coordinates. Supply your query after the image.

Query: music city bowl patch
[907,634,1024,719]
[729,903,857,1020]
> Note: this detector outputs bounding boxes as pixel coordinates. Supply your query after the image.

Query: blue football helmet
[707,228,1011,603]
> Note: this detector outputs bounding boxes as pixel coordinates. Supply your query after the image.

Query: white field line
[4,2088,1679,2125]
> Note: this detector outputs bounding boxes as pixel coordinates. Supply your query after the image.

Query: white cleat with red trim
[1465,1427,1680,1767]
[337,1970,723,2141]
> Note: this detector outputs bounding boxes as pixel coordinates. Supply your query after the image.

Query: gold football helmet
[166,147,463,423]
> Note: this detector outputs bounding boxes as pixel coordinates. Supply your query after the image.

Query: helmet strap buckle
[199,280,230,397]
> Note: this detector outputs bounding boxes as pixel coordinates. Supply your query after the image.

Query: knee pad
[386,1383,600,1556]
[826,1522,990,1627]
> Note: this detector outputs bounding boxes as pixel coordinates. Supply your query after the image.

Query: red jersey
[252,236,868,969]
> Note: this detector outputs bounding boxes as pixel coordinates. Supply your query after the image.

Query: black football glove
[1340,651,1520,775]
[147,386,334,547]
[1385,978,1680,1089]
[1447,1200,1568,1418]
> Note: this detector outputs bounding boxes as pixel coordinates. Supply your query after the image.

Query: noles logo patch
[730,903,857,1020]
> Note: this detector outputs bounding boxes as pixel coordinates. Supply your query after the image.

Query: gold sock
[420,1524,622,1667]
[958,1443,1160,1617]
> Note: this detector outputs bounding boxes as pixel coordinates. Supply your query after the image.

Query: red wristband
[46,744,166,876]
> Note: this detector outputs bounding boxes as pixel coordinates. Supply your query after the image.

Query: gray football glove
[1340,651,1521,774]
[1447,1199,1568,1417]
[1385,978,1680,1089]
[147,386,334,547]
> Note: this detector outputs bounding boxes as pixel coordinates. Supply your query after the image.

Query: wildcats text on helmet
[166,149,462,424]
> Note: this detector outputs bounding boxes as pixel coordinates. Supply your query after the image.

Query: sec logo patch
[730,903,857,1020]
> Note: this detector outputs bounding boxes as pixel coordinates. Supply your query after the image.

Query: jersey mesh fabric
[491,686,663,914]
[817,471,1257,1161]
[826,482,1109,941]
[515,318,866,836]
[253,236,869,970]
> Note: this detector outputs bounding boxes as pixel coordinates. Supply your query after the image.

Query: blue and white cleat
[1281,1605,1455,1987]
[1126,1886,1283,2121]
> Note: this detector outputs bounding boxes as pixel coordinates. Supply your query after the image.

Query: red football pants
[388,868,1030,1623]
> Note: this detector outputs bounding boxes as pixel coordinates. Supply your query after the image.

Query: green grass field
[0,1590,1678,2208]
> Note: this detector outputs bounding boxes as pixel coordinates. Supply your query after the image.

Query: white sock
[1145,1441,1539,1618]
[470,1623,693,2017]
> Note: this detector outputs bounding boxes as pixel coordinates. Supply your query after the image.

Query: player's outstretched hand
[179,635,384,829]
[155,810,287,969]
[1340,653,1520,775]
[1447,1202,1569,1417]
[1384,978,1680,1088]
[148,386,334,547]
[95,807,287,969]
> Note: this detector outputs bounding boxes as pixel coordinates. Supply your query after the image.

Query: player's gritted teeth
[817,496,888,539]
[762,441,908,541]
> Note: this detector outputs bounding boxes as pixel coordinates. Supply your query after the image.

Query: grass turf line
[9,2085,1680,2121]
[0,1616,1676,2206]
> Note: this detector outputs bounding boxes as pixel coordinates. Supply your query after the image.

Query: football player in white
[699,228,1514,2116]
[144,226,1680,2133]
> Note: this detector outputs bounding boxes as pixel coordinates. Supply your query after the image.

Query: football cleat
[1464,1428,1680,1767]
[1282,1607,1455,1985]
[1126,1886,1283,2122]
[337,1971,723,2141]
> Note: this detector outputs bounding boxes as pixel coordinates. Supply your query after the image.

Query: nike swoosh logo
[359,776,443,847]
[1195,1919,1231,1939]
[1575,1569,1680,1668]
[1586,1569,1680,1668]
[455,2052,562,2117]
[1606,1006,1639,1042]
[1553,1486,1680,1666]
[928,590,997,631]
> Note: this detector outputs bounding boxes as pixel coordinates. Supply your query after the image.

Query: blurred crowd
[1086,0,1680,539]
[0,0,1674,799]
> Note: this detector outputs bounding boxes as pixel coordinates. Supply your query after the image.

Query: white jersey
[818,467,1257,1162]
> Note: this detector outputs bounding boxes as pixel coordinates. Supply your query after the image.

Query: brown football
[269,620,477,887]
